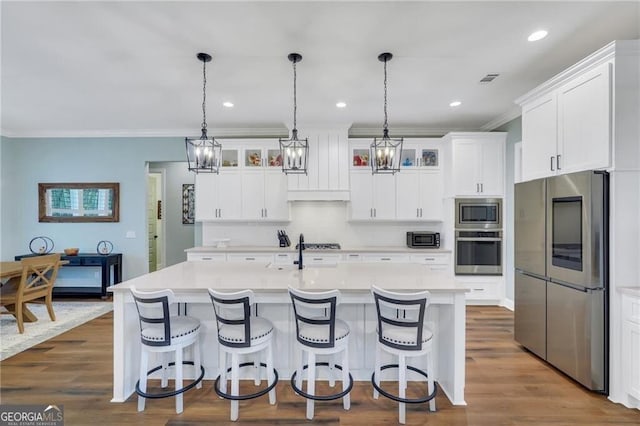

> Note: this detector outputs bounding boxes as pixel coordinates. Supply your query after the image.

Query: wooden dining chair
[0,254,61,333]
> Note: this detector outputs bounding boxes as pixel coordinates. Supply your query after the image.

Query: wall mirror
[38,182,120,222]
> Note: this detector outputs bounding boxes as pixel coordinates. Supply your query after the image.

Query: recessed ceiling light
[223,101,234,108]
[336,102,347,108]
[449,101,462,107]
[528,30,548,42]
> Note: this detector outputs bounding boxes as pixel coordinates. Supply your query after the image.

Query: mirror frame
[38,182,120,223]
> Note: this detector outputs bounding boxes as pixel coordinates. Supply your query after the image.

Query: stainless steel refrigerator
[514,170,608,393]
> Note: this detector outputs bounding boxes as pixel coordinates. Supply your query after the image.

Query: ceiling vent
[480,73,500,83]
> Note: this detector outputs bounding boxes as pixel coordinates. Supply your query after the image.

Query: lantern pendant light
[370,52,403,174]
[185,52,222,173]
[279,53,309,175]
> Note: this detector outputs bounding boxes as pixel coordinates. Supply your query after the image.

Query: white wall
[203,201,445,248]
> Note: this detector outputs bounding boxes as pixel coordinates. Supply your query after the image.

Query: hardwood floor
[1,306,638,425]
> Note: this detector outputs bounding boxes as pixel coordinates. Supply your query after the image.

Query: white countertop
[109,261,465,293]
[185,245,451,254]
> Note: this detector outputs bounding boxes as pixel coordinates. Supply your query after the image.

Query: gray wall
[149,162,195,266]
[494,116,522,302]
[0,136,188,280]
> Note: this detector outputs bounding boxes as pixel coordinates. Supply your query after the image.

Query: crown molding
[480,106,521,131]
[514,40,620,106]
[348,126,479,138]
[0,127,289,139]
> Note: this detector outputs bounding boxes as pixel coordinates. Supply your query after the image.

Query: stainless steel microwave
[407,232,440,249]
[455,198,502,229]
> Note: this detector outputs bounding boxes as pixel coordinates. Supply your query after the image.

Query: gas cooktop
[295,243,341,250]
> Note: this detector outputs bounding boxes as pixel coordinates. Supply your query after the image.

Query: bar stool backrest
[288,287,340,349]
[209,289,254,348]
[131,287,175,347]
[371,285,430,352]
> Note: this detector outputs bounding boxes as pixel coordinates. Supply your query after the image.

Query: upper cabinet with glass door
[243,142,283,169]
[220,148,240,169]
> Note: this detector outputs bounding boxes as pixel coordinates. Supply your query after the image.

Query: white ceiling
[1,1,639,138]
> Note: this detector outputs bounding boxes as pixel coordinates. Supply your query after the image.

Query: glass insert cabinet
[350,141,440,169]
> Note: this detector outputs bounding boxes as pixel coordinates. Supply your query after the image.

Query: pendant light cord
[293,59,297,133]
[383,57,388,133]
[201,60,207,131]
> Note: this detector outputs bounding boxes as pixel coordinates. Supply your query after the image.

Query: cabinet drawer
[410,253,450,265]
[361,254,411,263]
[82,257,104,266]
[623,294,640,325]
[64,257,83,266]
[305,254,342,265]
[343,253,362,263]
[227,253,274,263]
[462,282,500,300]
[187,253,226,262]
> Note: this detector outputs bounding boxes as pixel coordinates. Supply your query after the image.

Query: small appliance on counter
[406,232,440,249]
[277,230,291,247]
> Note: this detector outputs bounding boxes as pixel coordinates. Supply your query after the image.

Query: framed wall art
[182,184,195,225]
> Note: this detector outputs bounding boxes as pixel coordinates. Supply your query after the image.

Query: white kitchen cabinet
[226,253,274,263]
[349,171,396,220]
[444,133,506,197]
[187,253,226,262]
[557,62,612,174]
[518,61,612,181]
[521,93,558,181]
[395,170,443,221]
[194,171,242,221]
[361,254,410,263]
[304,253,342,265]
[410,253,451,272]
[455,276,503,303]
[622,291,640,401]
[242,170,289,221]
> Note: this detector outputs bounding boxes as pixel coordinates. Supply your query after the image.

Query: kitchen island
[108,261,468,405]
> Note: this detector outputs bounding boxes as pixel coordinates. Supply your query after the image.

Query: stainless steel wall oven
[455,230,503,275]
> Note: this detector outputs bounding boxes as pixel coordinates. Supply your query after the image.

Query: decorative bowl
[64,247,79,256]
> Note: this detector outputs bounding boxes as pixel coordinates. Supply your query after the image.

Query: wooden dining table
[0,260,68,323]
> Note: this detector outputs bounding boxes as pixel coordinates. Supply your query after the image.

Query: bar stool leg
[306,351,316,420]
[342,346,351,410]
[267,340,276,405]
[427,352,436,412]
[254,353,261,386]
[194,339,203,390]
[175,347,184,414]
[231,352,240,421]
[218,347,227,397]
[138,350,148,412]
[373,344,381,399]
[161,353,169,388]
[296,347,304,390]
[329,353,336,388]
[399,355,406,425]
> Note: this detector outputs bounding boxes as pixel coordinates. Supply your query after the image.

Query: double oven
[455,198,503,275]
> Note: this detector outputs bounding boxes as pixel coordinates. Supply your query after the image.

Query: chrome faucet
[294,233,305,270]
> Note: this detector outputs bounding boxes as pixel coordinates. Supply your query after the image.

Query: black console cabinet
[15,253,122,298]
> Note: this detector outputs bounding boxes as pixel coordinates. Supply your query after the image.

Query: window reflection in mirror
[38,183,119,222]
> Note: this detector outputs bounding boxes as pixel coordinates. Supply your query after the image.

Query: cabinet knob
[556,154,561,170]
[550,156,555,171]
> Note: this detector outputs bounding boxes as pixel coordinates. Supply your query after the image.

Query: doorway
[147,171,165,272]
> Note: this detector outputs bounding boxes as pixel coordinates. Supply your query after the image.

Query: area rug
[0,301,113,361]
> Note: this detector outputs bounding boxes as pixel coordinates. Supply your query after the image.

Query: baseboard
[500,298,514,311]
